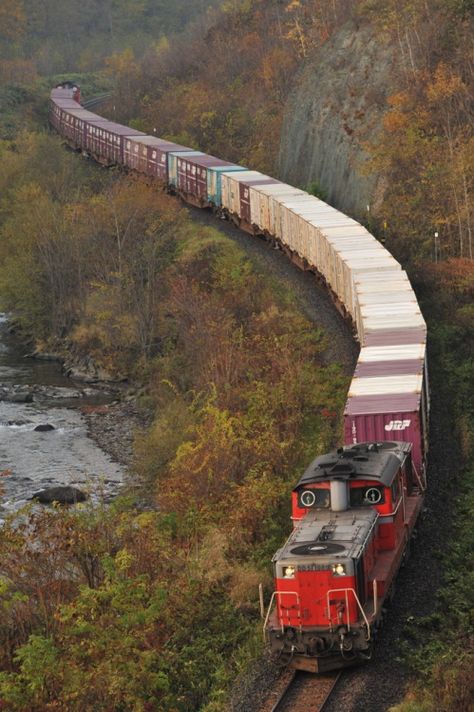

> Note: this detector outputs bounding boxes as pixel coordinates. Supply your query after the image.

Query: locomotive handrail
[378,494,403,520]
[412,461,426,492]
[326,588,371,639]
[263,590,302,640]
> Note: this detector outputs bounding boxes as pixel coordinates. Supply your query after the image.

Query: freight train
[49,82,429,672]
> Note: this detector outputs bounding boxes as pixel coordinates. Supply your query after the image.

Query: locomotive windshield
[349,485,385,506]
[297,488,330,509]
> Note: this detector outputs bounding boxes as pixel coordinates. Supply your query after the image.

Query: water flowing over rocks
[0,314,128,521]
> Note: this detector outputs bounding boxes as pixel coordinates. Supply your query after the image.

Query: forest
[0,0,473,710]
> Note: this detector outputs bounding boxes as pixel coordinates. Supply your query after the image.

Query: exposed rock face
[32,486,88,505]
[34,424,55,432]
[278,22,397,218]
[63,354,122,383]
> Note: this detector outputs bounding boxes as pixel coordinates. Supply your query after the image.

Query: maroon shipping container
[123,136,194,181]
[239,179,279,224]
[354,359,424,378]
[59,108,107,148]
[363,327,426,347]
[344,392,426,476]
[176,154,235,204]
[84,121,145,165]
[50,101,83,132]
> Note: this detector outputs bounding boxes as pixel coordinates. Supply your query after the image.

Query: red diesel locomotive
[264,441,424,671]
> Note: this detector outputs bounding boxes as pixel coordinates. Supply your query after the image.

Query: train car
[170,152,247,208]
[264,441,423,672]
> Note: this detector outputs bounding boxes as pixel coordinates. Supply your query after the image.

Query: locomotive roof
[273,507,378,564]
[294,441,411,490]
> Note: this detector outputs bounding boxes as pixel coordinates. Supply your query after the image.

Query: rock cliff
[278,22,397,220]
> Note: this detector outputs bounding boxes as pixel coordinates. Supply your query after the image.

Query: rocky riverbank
[81,398,152,472]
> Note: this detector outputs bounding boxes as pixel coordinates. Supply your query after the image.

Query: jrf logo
[385,420,411,431]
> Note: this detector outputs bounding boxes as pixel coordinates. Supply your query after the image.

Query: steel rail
[264,670,341,712]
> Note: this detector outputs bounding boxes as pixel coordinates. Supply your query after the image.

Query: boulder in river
[3,391,34,403]
[34,423,55,432]
[32,486,88,505]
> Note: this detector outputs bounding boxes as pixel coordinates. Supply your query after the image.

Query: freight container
[340,261,402,318]
[168,151,203,187]
[249,184,307,234]
[355,292,417,328]
[362,327,427,347]
[303,217,362,270]
[329,241,388,294]
[84,121,145,165]
[123,136,194,178]
[172,153,244,206]
[358,344,426,362]
[239,178,279,225]
[220,171,268,217]
[331,255,400,314]
[50,100,84,130]
[59,108,108,148]
[356,343,430,419]
[304,224,369,272]
[359,311,426,346]
[344,374,427,475]
[356,277,413,296]
[277,201,341,256]
[299,209,362,262]
[207,164,248,207]
[280,208,358,262]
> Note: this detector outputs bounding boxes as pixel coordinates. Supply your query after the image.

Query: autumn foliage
[0,132,347,710]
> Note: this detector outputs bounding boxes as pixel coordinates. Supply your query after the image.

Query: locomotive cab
[264,441,423,672]
[55,80,81,103]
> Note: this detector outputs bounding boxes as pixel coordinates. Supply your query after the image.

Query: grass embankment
[0,131,348,711]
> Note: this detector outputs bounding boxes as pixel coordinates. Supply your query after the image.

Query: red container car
[84,121,145,166]
[123,136,196,181]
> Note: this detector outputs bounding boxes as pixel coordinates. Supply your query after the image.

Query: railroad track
[259,670,341,712]
[82,93,112,110]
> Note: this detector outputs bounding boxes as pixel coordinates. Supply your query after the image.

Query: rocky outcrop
[63,354,123,383]
[278,21,397,218]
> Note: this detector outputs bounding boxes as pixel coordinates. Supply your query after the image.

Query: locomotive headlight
[283,566,295,579]
[332,563,346,576]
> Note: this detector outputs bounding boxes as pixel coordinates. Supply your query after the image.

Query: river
[0,314,125,522]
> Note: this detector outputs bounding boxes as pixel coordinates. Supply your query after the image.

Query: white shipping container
[276,198,325,246]
[332,247,389,301]
[304,223,374,273]
[221,171,267,216]
[349,374,423,397]
[357,290,416,306]
[282,210,358,260]
[249,184,306,233]
[356,301,422,339]
[344,262,402,317]
[329,241,387,293]
[356,278,413,295]
[358,344,426,362]
[360,312,426,344]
